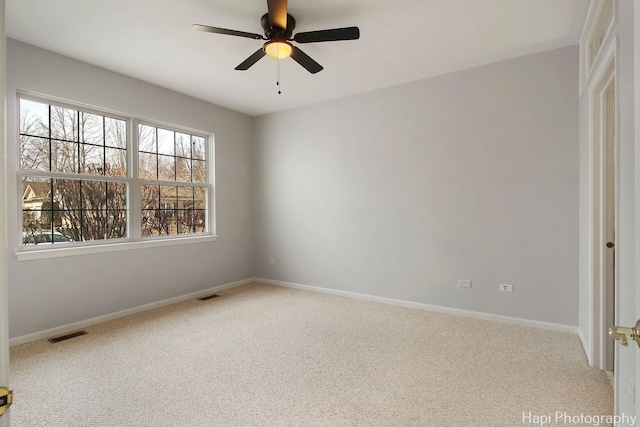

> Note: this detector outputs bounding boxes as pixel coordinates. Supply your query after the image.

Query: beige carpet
[9,283,612,426]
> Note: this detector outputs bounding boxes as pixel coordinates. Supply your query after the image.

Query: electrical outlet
[458,279,471,288]
[268,258,276,265]
[499,284,513,292]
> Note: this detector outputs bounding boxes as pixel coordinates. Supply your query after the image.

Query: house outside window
[18,94,213,250]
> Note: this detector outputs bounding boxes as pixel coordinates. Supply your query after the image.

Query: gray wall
[7,39,581,339]
[253,46,580,326]
[6,39,254,338]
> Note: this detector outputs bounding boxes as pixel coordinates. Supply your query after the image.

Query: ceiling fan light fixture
[264,41,293,60]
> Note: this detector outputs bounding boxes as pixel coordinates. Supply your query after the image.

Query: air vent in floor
[48,330,87,343]
[197,294,220,301]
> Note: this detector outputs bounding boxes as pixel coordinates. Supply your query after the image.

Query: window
[138,124,208,237]
[18,94,213,252]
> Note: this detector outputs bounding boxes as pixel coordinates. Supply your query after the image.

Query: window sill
[15,234,219,261]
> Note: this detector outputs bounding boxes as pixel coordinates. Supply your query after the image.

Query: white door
[611,4,640,425]
[0,0,10,425]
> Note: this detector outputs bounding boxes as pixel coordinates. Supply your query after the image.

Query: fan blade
[290,46,323,74]
[192,24,264,40]
[294,27,360,43]
[267,0,288,29]
[235,49,266,71]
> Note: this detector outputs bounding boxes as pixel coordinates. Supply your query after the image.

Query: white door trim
[586,36,618,371]
[634,1,640,422]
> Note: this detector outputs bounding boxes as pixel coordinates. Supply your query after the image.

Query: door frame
[587,38,618,371]
[0,0,10,426]
[634,1,640,422]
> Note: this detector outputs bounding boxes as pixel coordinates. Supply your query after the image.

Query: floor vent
[197,294,220,301]
[48,330,88,343]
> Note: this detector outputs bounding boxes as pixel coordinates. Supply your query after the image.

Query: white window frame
[15,92,217,261]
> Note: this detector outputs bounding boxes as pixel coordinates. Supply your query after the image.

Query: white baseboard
[255,277,579,334]
[9,278,253,346]
[12,277,580,346]
[578,327,592,366]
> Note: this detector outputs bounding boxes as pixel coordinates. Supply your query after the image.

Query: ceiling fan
[192,0,360,74]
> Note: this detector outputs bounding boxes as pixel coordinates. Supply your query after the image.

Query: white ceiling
[6,0,588,117]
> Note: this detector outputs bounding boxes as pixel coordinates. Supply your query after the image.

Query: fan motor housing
[261,13,295,39]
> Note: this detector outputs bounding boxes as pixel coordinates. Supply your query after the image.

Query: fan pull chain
[277,57,282,95]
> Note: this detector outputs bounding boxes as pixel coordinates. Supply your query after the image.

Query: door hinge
[0,387,13,416]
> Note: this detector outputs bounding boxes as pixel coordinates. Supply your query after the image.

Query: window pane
[139,152,157,179]
[176,186,206,234]
[81,113,104,146]
[177,186,193,208]
[22,176,51,228]
[157,129,174,156]
[176,157,190,182]
[51,140,78,173]
[175,133,191,158]
[107,210,127,239]
[194,187,206,209]
[20,136,49,171]
[177,207,206,235]
[107,182,127,211]
[82,209,108,241]
[141,184,159,210]
[105,117,126,149]
[22,177,53,240]
[192,160,206,183]
[62,210,82,242]
[192,136,205,160]
[140,185,159,237]
[53,179,81,211]
[20,99,50,138]
[81,180,107,210]
[50,180,81,242]
[141,209,158,237]
[194,210,206,232]
[80,143,104,175]
[160,185,177,209]
[157,210,175,235]
[159,185,177,235]
[158,154,175,181]
[139,124,156,153]
[105,147,126,176]
[50,106,79,142]
[23,209,45,236]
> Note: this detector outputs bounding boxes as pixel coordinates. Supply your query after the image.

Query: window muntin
[18,95,212,250]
